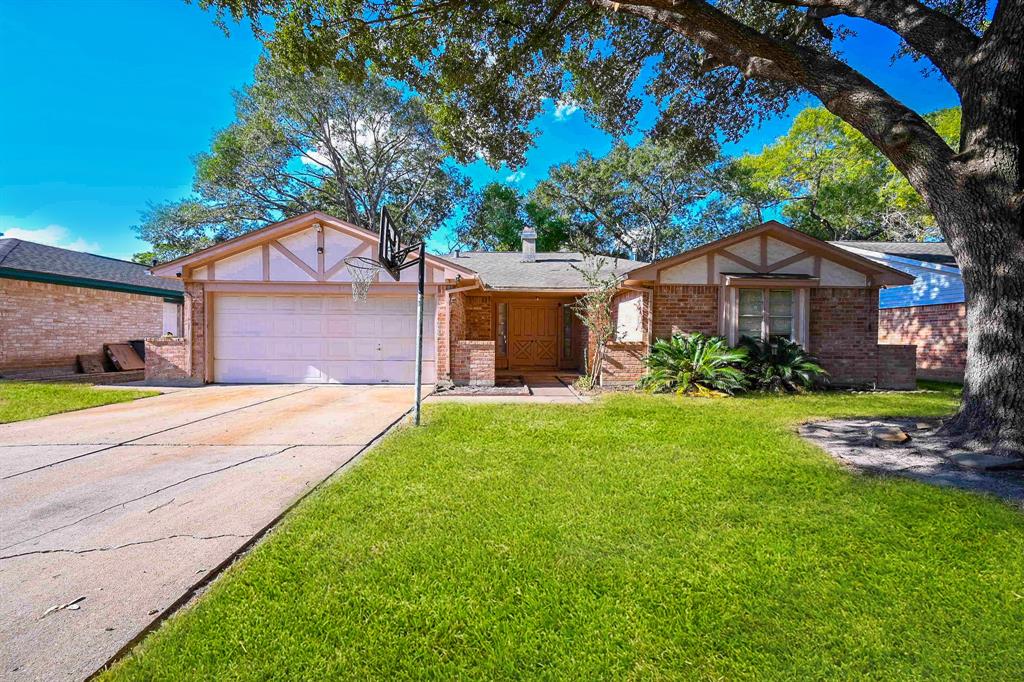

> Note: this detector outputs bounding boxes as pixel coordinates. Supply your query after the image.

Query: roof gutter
[0,267,185,301]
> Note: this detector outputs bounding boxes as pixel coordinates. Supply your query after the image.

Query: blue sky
[1,2,958,259]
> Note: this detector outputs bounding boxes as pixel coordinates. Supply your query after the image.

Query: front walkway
[0,384,417,681]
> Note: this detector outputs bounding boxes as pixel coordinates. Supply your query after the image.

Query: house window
[496,302,508,356]
[768,290,794,340]
[562,305,573,360]
[737,289,794,341]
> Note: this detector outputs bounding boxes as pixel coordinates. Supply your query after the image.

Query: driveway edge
[88,405,415,680]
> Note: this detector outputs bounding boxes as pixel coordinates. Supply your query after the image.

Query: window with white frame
[736,289,794,341]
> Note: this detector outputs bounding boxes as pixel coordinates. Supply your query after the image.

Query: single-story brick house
[0,238,184,376]
[833,241,965,382]
[147,211,917,388]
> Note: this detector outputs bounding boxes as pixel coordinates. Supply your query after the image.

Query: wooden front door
[508,302,559,369]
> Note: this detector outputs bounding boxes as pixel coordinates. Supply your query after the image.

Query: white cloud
[553,99,580,121]
[505,170,526,183]
[1,224,102,254]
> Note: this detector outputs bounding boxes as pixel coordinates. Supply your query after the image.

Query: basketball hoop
[343,256,382,302]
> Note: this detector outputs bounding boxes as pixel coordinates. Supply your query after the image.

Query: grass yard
[106,383,1024,680]
[0,381,158,423]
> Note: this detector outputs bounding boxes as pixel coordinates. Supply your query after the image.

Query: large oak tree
[136,58,468,258]
[196,0,1023,453]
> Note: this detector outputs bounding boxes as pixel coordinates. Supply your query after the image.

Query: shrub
[739,336,828,392]
[639,333,748,396]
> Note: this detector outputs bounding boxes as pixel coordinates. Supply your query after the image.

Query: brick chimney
[521,227,537,263]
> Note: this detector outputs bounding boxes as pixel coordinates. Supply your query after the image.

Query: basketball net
[343,256,382,302]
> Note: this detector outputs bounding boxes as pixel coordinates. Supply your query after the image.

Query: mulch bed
[434,375,531,396]
[801,418,1024,509]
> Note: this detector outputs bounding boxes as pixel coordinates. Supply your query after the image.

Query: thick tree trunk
[933,1,1024,455]
[936,198,1024,455]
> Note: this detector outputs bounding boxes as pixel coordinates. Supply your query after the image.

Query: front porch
[441,290,588,387]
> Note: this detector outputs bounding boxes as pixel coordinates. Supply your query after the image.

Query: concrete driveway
[0,384,418,681]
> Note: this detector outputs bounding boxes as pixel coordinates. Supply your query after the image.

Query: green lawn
[106,383,1024,680]
[0,381,158,423]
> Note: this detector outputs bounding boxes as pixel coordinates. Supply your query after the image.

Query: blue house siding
[833,245,964,310]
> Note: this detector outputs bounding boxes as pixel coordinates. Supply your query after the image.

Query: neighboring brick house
[833,241,965,382]
[0,238,184,376]
[147,212,916,389]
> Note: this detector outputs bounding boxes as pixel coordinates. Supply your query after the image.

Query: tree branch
[591,0,957,206]
[768,0,980,90]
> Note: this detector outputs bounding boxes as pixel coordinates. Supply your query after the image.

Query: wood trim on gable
[270,240,319,280]
[765,251,811,273]
[324,242,371,280]
[150,211,476,280]
[626,221,914,286]
[718,249,763,272]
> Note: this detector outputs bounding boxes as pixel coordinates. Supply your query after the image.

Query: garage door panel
[380,338,435,361]
[325,316,356,336]
[213,294,436,384]
[322,361,377,383]
[324,297,355,314]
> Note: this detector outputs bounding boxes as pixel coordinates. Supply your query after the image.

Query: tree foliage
[531,138,731,261]
[136,59,469,259]
[457,183,570,253]
[722,107,961,241]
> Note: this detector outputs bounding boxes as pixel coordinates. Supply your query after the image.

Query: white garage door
[212,294,436,384]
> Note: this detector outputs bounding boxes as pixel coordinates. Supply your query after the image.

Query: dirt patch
[801,418,1024,509]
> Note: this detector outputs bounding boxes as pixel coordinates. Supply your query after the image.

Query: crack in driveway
[0,445,298,552]
[1,386,318,480]
[0,533,253,562]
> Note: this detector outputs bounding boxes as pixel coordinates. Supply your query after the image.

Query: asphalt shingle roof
[448,251,648,289]
[831,241,956,266]
[0,238,184,295]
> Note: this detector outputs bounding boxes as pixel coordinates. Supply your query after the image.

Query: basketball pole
[413,242,425,426]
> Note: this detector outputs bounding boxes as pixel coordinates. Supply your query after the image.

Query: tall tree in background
[722,107,960,241]
[457,183,571,253]
[196,0,1023,450]
[532,139,725,261]
[135,59,468,259]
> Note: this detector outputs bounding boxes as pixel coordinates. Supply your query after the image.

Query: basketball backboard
[377,206,402,281]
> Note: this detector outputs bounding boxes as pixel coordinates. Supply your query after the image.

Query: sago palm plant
[639,333,748,396]
[739,336,828,392]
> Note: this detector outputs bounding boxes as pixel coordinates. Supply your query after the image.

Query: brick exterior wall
[596,289,654,386]
[0,278,165,372]
[653,285,719,339]
[144,336,198,385]
[602,343,646,386]
[877,344,918,389]
[879,302,966,381]
[465,294,492,340]
[184,282,207,382]
[451,340,495,385]
[809,287,880,385]
[435,289,452,382]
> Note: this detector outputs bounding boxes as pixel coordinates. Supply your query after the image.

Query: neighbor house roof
[831,240,956,266]
[448,251,648,290]
[831,240,963,308]
[0,238,184,299]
